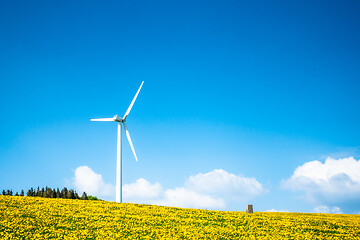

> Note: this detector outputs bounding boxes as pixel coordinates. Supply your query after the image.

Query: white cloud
[186,169,264,199]
[283,157,360,204]
[265,209,288,212]
[314,206,342,214]
[122,169,264,210]
[72,167,264,210]
[73,166,114,198]
[123,178,162,200]
[156,188,225,209]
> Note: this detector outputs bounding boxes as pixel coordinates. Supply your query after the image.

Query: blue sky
[1,1,360,213]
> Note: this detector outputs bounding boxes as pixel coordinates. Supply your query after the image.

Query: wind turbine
[91,81,144,203]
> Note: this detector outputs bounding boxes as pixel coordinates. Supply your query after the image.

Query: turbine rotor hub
[113,115,124,122]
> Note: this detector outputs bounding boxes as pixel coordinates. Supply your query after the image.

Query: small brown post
[246,205,253,213]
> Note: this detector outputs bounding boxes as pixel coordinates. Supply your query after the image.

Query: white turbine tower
[91,81,144,203]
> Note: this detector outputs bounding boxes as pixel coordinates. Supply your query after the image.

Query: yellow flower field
[1,195,360,239]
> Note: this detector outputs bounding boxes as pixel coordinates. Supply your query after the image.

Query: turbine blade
[91,118,114,121]
[123,81,144,119]
[123,122,138,161]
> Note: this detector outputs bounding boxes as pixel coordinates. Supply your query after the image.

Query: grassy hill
[1,195,360,239]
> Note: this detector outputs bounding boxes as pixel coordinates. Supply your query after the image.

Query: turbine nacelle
[113,115,123,122]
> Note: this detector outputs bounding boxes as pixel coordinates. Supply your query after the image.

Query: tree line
[1,187,99,200]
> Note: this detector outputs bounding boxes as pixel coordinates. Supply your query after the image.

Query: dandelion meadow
[1,195,360,239]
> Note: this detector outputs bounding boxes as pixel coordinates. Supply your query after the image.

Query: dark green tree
[81,192,88,200]
[45,187,52,198]
[56,188,61,198]
[52,189,56,198]
[88,195,99,200]
[61,187,68,198]
[67,189,75,199]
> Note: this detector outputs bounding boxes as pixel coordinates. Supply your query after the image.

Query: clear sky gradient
[1,1,360,213]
